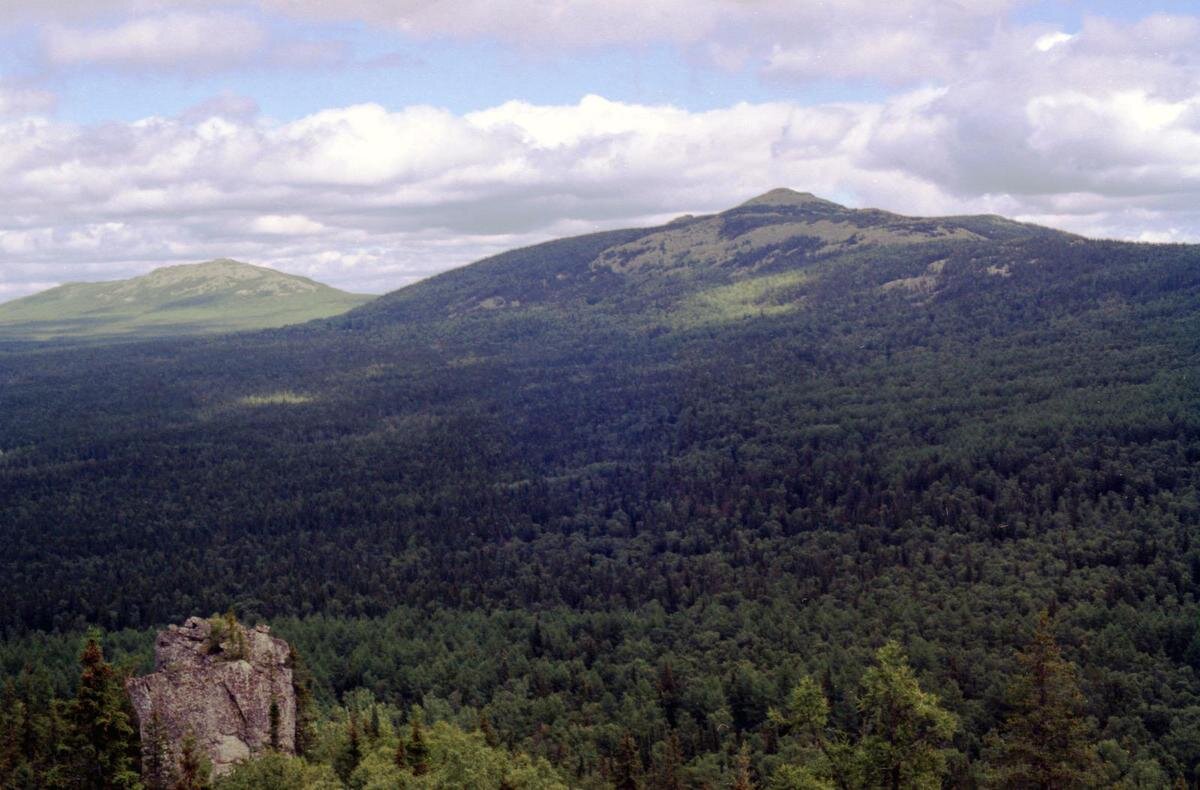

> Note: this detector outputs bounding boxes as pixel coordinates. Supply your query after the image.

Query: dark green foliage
[72,635,142,789]
[143,711,175,790]
[770,643,957,789]
[332,715,361,784]
[0,195,1198,784]
[408,715,430,776]
[987,613,1100,788]
[613,733,642,790]
[856,642,958,789]
[733,742,756,790]
[175,732,210,790]
[286,645,316,756]
[655,731,685,790]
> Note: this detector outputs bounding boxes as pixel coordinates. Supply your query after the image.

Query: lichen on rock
[126,615,297,779]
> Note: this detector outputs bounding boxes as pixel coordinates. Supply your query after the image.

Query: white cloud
[250,214,326,235]
[0,81,55,116]
[43,12,266,69]
[1034,31,1075,52]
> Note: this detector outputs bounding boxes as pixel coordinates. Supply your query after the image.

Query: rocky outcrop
[126,616,297,778]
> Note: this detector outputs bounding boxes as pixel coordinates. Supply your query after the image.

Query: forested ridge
[1,190,1198,786]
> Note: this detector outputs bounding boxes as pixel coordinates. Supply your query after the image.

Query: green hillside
[0,258,372,340]
[1,190,1199,785]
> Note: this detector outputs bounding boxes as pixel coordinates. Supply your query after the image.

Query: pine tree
[71,634,142,789]
[394,734,408,769]
[656,731,685,790]
[769,675,853,790]
[366,705,381,740]
[732,742,755,790]
[174,731,210,790]
[613,733,642,790]
[143,710,176,790]
[409,716,431,776]
[658,662,682,728]
[334,714,362,784]
[989,612,1100,789]
[287,645,316,756]
[855,641,957,790]
[0,679,22,785]
[478,710,500,748]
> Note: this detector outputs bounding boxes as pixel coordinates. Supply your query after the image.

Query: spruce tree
[71,634,142,790]
[989,612,1100,789]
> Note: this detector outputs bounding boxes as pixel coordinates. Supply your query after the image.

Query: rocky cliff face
[126,616,297,778]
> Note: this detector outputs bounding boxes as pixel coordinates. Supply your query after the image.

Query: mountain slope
[1,191,1198,782]
[0,259,372,340]
[347,188,1068,328]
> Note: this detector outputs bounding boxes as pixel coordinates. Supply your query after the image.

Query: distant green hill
[0,259,372,340]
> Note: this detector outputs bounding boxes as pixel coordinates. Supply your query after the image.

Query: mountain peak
[737,188,843,209]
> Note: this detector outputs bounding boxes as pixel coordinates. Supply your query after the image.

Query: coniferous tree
[855,642,957,790]
[988,612,1100,789]
[0,679,22,785]
[658,662,682,728]
[143,710,175,790]
[769,675,851,789]
[174,731,210,790]
[613,733,642,790]
[656,731,685,790]
[408,716,431,776]
[478,710,500,748]
[71,634,142,789]
[286,646,316,756]
[334,715,361,784]
[732,742,755,790]
[366,705,381,740]
[394,734,408,769]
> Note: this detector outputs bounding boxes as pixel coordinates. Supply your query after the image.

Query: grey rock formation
[126,616,297,778]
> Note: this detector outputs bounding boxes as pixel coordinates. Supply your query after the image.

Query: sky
[0,1,1198,301]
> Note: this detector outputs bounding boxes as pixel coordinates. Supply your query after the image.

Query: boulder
[126,616,297,778]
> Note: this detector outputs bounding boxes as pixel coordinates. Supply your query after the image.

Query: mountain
[1,190,1198,784]
[0,258,372,340]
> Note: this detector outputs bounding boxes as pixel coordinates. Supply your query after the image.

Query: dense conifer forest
[2,192,1198,786]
